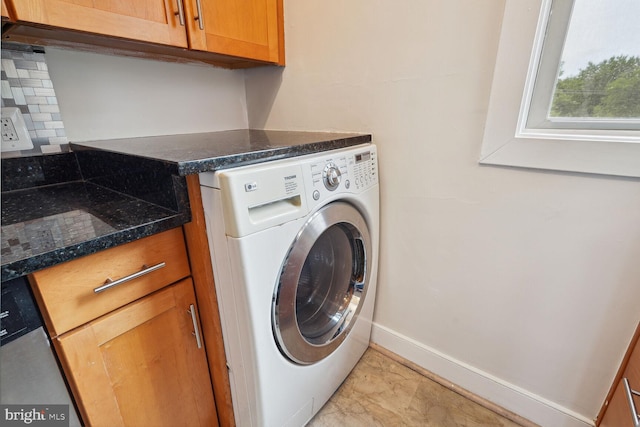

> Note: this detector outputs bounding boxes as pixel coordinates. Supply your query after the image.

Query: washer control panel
[201,143,378,237]
[309,146,377,196]
[351,149,377,190]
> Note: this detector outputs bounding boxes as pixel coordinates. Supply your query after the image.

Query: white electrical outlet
[1,107,34,152]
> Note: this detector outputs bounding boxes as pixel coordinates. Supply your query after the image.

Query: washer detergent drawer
[216,164,309,238]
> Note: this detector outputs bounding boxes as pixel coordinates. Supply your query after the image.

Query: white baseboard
[370,323,594,427]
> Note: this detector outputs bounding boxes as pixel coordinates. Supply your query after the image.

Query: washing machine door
[272,201,372,365]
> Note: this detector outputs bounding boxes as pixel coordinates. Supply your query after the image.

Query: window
[524,0,640,135]
[480,0,640,178]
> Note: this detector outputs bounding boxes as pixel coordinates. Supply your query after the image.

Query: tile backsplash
[1,43,69,158]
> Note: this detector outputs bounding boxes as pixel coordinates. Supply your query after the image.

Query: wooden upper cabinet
[9,0,188,48]
[2,0,13,19]
[6,0,284,65]
[185,0,284,64]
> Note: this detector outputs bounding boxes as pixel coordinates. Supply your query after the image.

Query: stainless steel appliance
[1,277,81,426]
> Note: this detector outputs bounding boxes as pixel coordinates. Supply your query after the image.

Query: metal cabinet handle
[194,0,204,30]
[188,304,203,349]
[0,311,7,337]
[175,0,185,26]
[93,262,166,294]
[624,378,640,427]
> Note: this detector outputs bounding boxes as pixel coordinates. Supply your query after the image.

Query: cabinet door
[600,328,640,427]
[184,0,284,64]
[9,0,188,47]
[55,278,218,427]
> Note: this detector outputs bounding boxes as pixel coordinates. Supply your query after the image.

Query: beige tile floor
[308,347,530,427]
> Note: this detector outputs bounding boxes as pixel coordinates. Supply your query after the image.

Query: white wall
[245,1,640,426]
[45,48,248,141]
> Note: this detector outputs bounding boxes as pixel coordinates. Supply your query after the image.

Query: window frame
[480,0,640,178]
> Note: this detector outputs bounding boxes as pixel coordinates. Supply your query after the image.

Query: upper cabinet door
[10,0,188,47]
[184,0,284,64]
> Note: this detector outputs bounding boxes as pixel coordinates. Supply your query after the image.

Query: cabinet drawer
[30,228,190,337]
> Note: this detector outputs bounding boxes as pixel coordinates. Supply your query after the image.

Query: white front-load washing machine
[199,143,379,427]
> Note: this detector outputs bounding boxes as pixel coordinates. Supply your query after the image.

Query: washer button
[345,179,350,189]
[312,190,320,200]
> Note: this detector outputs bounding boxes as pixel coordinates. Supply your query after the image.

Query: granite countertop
[1,153,190,282]
[70,129,372,175]
[2,129,371,281]
[1,182,188,281]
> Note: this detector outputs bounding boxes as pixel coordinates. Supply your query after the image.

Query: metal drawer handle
[188,304,203,349]
[624,377,640,427]
[93,262,166,294]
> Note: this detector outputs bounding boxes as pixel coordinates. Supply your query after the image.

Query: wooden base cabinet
[598,323,640,427]
[55,279,217,427]
[28,228,220,427]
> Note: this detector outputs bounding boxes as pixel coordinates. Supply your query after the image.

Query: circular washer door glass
[272,202,371,365]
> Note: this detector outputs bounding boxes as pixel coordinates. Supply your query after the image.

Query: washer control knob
[323,163,341,191]
[312,190,320,200]
[345,179,350,189]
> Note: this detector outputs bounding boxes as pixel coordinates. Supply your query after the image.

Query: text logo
[1,405,69,426]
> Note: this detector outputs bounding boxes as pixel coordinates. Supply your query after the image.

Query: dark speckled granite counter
[70,129,372,175]
[1,153,190,281]
[2,129,370,282]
